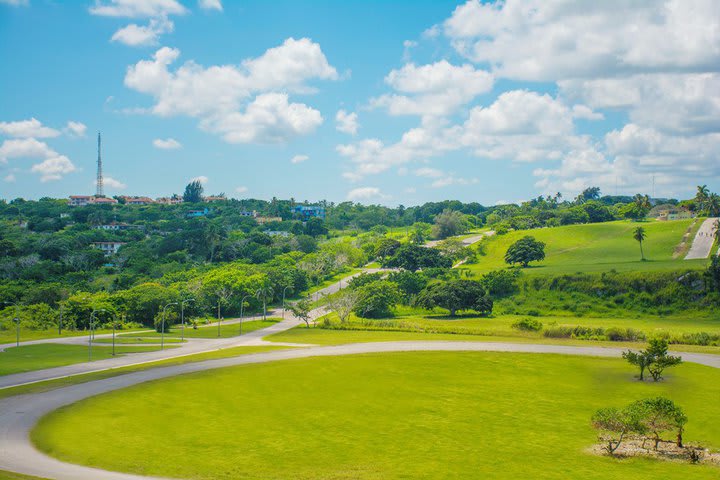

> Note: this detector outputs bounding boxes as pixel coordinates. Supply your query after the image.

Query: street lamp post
[180,298,195,342]
[57,304,63,336]
[88,308,106,361]
[161,302,178,351]
[282,286,292,320]
[239,294,250,336]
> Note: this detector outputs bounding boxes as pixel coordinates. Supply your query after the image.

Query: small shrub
[512,317,543,332]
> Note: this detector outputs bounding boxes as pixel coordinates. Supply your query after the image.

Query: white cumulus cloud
[0,118,60,138]
[335,110,359,135]
[198,0,222,11]
[64,121,87,137]
[89,0,187,18]
[111,17,174,47]
[291,154,309,164]
[153,137,182,149]
[99,176,127,190]
[30,155,76,182]
[347,186,387,201]
[191,175,209,184]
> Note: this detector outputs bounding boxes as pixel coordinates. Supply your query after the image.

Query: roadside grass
[0,345,293,400]
[0,327,146,346]
[0,343,178,376]
[0,471,48,480]
[32,352,720,479]
[266,325,720,354]
[93,336,184,344]
[468,219,708,276]
[119,319,280,340]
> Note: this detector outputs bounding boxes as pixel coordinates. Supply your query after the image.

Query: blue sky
[1,0,718,205]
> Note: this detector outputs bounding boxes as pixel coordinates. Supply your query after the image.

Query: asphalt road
[685,217,719,259]
[1,340,719,480]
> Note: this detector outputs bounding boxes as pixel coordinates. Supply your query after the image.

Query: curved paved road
[685,217,719,259]
[1,340,719,480]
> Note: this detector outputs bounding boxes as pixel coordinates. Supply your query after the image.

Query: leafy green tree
[479,269,520,296]
[415,279,491,317]
[326,288,361,324]
[431,209,468,240]
[289,297,313,327]
[633,226,646,261]
[591,406,642,454]
[374,237,400,260]
[304,217,328,237]
[183,180,204,203]
[504,236,546,267]
[705,255,720,292]
[353,280,401,318]
[622,338,682,382]
[632,397,688,449]
[383,244,452,272]
[388,270,428,301]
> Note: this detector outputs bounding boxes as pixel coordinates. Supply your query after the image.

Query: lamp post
[239,294,250,336]
[282,286,292,320]
[180,298,195,342]
[110,313,120,356]
[88,308,106,361]
[161,302,178,351]
[1,302,21,348]
[57,304,63,336]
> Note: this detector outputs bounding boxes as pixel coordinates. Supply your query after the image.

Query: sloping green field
[468,219,708,275]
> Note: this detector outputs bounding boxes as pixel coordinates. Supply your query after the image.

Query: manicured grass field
[0,343,176,376]
[119,319,280,340]
[267,325,720,354]
[33,352,720,479]
[0,471,47,480]
[468,219,707,275]
[93,336,184,344]
[0,345,294,400]
[0,327,146,346]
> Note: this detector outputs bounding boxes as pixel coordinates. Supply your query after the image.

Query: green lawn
[93,336,184,344]
[0,471,48,480]
[0,327,146,346]
[0,343,176,376]
[33,352,720,479]
[334,311,720,336]
[119,318,280,340]
[468,219,708,275]
[0,345,293,400]
[266,325,720,354]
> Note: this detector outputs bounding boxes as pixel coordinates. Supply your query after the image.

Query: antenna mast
[96,132,104,197]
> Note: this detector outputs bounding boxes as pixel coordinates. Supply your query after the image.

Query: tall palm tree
[707,193,720,217]
[255,286,274,321]
[696,185,710,212]
[633,226,647,261]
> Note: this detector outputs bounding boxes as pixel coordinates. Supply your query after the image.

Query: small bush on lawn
[512,317,543,332]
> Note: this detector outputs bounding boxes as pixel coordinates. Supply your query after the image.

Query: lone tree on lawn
[504,236,545,267]
[183,180,204,203]
[633,226,647,261]
[623,338,682,381]
[289,297,313,328]
[326,288,361,324]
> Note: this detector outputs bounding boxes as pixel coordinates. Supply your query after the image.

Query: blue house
[186,208,210,218]
[292,205,326,220]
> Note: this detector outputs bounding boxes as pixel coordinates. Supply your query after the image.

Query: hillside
[467,219,708,275]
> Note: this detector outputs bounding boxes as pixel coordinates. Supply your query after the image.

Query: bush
[512,317,543,332]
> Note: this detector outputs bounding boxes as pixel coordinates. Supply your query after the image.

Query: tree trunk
[677,429,683,448]
[639,241,645,260]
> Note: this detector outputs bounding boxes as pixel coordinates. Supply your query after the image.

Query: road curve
[1,340,719,480]
[685,217,719,259]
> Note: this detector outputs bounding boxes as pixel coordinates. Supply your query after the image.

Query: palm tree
[696,185,710,212]
[633,226,647,261]
[255,286,274,321]
[707,193,720,217]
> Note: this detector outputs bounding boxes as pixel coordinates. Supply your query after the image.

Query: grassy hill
[467,219,708,275]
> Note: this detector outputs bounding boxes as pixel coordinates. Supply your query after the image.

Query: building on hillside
[68,195,93,207]
[292,205,326,220]
[186,208,210,218]
[256,216,282,224]
[239,210,258,217]
[204,196,227,202]
[156,195,183,205]
[69,195,118,206]
[91,241,126,255]
[264,230,290,237]
[121,196,155,205]
[92,197,119,205]
[94,222,141,231]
